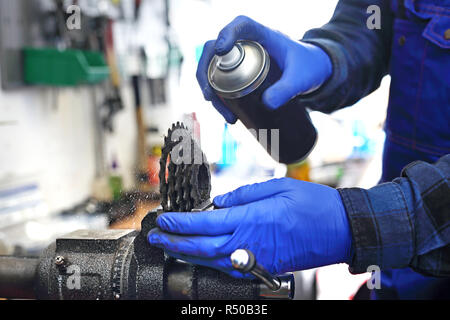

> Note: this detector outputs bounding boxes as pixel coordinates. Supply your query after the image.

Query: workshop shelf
[23,48,110,86]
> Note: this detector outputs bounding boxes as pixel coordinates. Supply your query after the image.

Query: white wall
[0,81,139,214]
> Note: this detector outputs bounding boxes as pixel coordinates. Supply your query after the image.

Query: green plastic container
[24,48,110,86]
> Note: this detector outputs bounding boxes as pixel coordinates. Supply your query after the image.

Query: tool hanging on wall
[138,0,184,107]
[101,20,124,133]
[164,0,184,84]
[132,75,150,190]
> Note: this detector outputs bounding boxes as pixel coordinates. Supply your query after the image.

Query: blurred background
[0,0,391,300]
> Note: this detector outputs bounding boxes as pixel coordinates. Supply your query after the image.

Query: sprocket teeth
[159,122,211,212]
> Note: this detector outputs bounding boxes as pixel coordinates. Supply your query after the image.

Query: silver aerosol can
[208,40,317,164]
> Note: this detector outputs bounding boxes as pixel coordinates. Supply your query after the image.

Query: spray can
[208,40,317,164]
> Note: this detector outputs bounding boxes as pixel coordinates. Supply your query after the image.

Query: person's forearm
[339,154,450,277]
[300,0,393,113]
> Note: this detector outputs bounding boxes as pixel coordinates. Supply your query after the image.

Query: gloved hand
[148,178,353,279]
[197,15,333,124]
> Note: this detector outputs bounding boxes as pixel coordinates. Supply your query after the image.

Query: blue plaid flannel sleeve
[338,154,450,277]
[300,0,394,114]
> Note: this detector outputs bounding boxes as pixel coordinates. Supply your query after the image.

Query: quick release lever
[231,249,294,299]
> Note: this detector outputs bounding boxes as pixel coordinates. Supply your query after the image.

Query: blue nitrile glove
[196,15,333,124]
[148,178,353,279]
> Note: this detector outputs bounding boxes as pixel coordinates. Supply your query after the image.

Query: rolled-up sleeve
[339,154,450,277]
